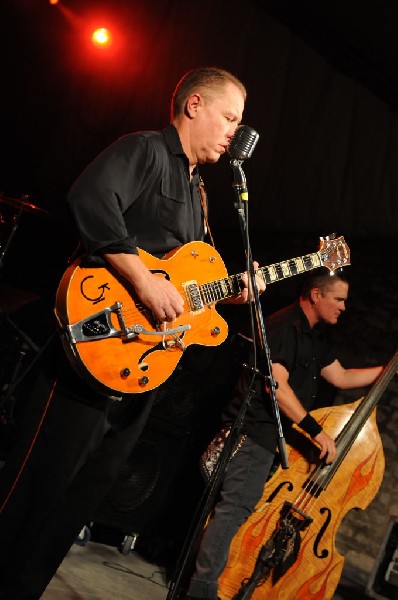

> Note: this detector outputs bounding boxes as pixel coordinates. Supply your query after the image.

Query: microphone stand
[165,159,288,600]
[166,375,256,600]
[230,159,288,470]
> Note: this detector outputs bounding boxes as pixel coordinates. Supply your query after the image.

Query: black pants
[0,335,155,599]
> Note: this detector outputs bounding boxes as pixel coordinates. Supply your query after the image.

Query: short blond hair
[171,67,247,120]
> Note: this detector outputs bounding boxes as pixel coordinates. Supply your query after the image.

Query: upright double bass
[218,349,398,600]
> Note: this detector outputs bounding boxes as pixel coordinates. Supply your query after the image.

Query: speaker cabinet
[93,420,191,536]
[93,333,251,543]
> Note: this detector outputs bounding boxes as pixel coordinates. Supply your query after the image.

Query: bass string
[278,462,331,533]
[257,479,324,571]
[284,350,398,531]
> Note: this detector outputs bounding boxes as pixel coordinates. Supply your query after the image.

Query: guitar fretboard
[200,251,322,305]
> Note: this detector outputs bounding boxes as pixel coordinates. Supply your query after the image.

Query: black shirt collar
[162,123,198,181]
[295,302,326,338]
[162,123,185,155]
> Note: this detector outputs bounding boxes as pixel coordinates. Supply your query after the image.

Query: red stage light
[91,27,111,47]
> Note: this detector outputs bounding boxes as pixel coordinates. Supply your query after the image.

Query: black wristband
[298,413,322,438]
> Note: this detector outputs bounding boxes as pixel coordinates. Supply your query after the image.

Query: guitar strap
[198,176,215,248]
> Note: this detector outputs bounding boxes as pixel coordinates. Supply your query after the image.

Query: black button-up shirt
[67,124,205,258]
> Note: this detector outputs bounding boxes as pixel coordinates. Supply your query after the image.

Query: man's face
[191,81,245,164]
[314,280,348,325]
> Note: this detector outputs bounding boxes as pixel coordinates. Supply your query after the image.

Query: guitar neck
[200,251,323,304]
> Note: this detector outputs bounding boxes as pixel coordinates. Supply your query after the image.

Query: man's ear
[185,93,201,118]
[310,288,320,305]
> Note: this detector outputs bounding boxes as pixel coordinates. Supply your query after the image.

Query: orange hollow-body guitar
[55,237,350,395]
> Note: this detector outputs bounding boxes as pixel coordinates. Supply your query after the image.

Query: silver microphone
[228,125,259,161]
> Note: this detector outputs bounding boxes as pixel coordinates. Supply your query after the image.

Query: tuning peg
[319,233,336,242]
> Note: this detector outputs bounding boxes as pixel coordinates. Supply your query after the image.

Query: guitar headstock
[318,234,351,273]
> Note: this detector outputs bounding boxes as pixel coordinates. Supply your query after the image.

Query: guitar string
[77,245,347,333]
[74,238,346,328]
[96,252,326,324]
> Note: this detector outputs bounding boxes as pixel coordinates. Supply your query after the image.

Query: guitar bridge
[183,280,204,312]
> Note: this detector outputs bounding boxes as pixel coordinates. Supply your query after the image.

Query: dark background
[0,1,397,595]
[0,0,397,293]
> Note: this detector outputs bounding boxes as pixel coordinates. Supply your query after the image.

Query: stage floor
[42,539,360,600]
[43,540,168,600]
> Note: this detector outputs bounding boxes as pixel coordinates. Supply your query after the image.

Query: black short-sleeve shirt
[222,302,336,452]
